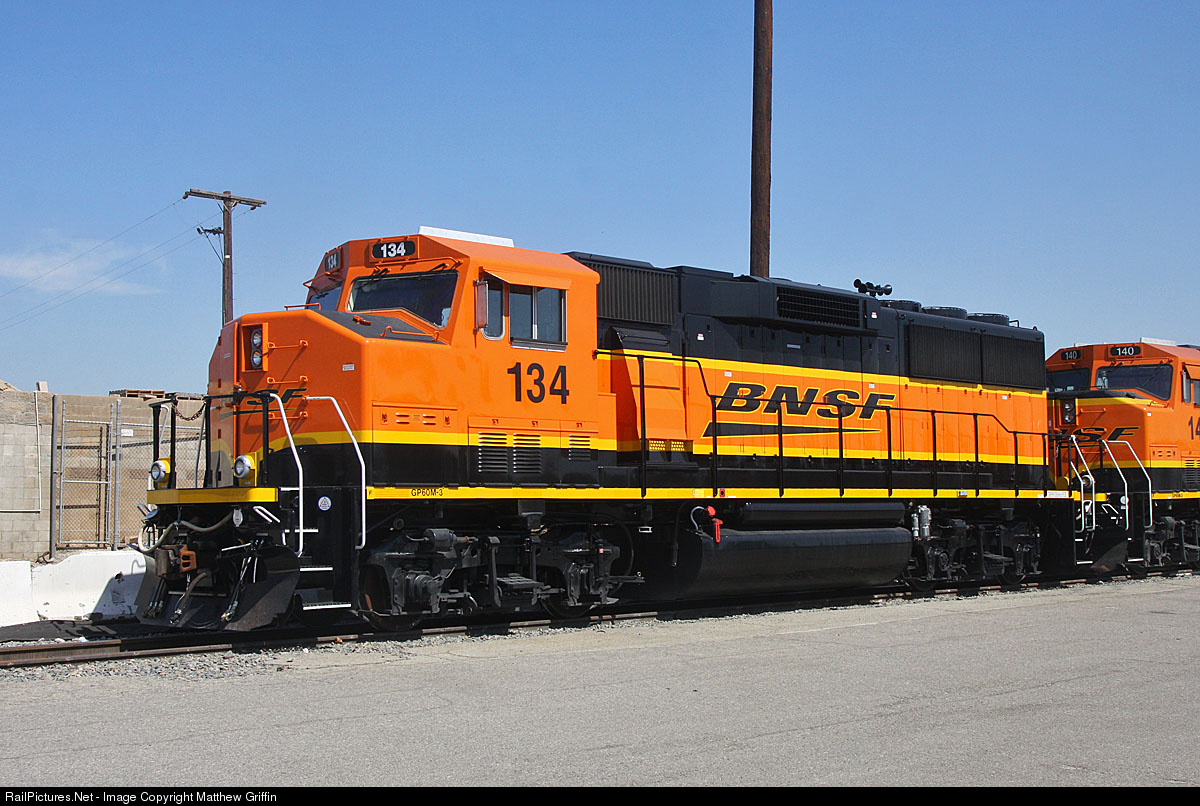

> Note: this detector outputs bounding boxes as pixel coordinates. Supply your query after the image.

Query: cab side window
[483,277,505,339]
[510,286,565,346]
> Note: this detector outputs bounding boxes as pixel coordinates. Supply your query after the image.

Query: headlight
[149,459,171,485]
[250,349,263,368]
[249,328,263,348]
[232,454,255,479]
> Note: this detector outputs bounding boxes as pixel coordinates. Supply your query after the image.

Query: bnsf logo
[716,382,895,420]
[230,387,308,415]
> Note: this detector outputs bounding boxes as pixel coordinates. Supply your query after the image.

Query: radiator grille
[908,325,982,384]
[982,335,1046,390]
[567,435,595,462]
[908,325,1045,389]
[477,433,509,474]
[512,434,542,474]
[1187,460,1200,490]
[580,259,677,325]
[776,287,862,328]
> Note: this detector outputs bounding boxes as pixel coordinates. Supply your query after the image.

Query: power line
[0,210,231,332]
[0,198,185,300]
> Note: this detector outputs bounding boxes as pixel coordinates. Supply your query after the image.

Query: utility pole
[750,0,772,278]
[183,189,266,325]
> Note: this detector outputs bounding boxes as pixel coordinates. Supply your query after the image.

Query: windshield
[1047,368,1090,393]
[348,270,458,327]
[1096,363,1172,400]
[307,284,342,311]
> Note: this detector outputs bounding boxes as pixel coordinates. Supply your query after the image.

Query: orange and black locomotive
[135,228,1199,629]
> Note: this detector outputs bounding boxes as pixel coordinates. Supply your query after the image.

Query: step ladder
[1068,436,1097,566]
[1067,436,1155,567]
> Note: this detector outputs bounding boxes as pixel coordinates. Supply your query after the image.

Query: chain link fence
[52,398,203,552]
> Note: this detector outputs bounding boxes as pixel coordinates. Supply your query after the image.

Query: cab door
[469,269,599,486]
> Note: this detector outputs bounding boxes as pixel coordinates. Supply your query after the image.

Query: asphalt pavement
[2,575,1199,786]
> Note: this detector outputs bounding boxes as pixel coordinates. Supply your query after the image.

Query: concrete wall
[0,388,202,562]
[0,390,53,562]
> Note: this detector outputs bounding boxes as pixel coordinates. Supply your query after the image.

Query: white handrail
[306,396,367,550]
[1068,436,1096,533]
[1098,440,1130,530]
[269,393,306,556]
[1109,440,1154,529]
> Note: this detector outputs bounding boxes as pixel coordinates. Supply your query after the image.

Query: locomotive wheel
[901,554,936,592]
[999,568,1025,586]
[999,550,1025,586]
[542,593,593,620]
[358,568,422,632]
[902,574,936,593]
[363,612,423,633]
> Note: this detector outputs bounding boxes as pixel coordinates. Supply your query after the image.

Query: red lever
[705,506,723,544]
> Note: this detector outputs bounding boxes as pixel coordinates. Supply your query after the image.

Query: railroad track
[1,569,1190,669]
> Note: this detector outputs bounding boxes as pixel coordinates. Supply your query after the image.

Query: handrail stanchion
[637,354,647,498]
[1098,439,1131,531]
[885,407,894,495]
[930,410,938,495]
[1068,435,1096,533]
[1013,432,1020,495]
[973,413,980,494]
[1111,440,1153,529]
[837,406,845,496]
[710,394,719,496]
[169,395,178,489]
[203,398,212,487]
[777,405,784,497]
[269,393,306,556]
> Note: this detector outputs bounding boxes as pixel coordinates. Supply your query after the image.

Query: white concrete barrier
[0,561,38,626]
[0,551,147,627]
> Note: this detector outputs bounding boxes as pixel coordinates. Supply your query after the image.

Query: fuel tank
[667,526,913,598]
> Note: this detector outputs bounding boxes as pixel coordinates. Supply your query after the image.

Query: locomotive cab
[139,230,622,629]
[1047,340,1200,570]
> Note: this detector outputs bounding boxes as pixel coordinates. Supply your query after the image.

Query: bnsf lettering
[1071,426,1140,443]
[231,386,308,414]
[716,382,895,420]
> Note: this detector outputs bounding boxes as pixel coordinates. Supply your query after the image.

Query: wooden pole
[750,0,772,278]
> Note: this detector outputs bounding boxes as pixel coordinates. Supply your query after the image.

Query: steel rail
[2,569,1190,669]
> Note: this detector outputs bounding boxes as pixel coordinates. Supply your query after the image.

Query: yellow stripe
[258,430,621,451]
[1076,397,1158,408]
[148,488,279,504]
[147,484,1198,505]
[1063,490,1200,502]
[1153,490,1200,500]
[366,485,1053,501]
[681,443,1046,464]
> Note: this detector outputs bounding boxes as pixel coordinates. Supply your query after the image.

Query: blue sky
[1,1,1198,395]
